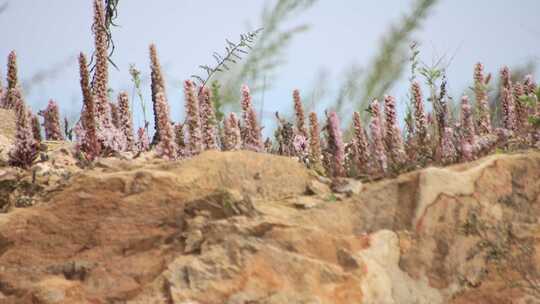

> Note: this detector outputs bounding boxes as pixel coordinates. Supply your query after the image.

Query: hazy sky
[1,0,539,130]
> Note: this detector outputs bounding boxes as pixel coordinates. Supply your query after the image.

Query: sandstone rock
[293,196,320,209]
[358,230,442,304]
[332,179,363,196]
[0,150,538,303]
[305,179,331,196]
[0,109,16,164]
[30,277,84,304]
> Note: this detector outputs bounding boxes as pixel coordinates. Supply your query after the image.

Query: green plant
[191,28,263,93]
[417,47,453,139]
[129,64,149,132]
[521,87,540,127]
[325,193,337,202]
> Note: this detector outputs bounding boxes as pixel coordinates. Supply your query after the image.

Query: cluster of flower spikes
[1,51,40,168]
[270,64,539,180]
[3,2,539,177]
[67,2,266,163]
[73,0,134,161]
[87,0,128,155]
[6,42,540,180]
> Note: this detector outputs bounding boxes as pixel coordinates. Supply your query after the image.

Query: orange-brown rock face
[0,109,16,163]
[0,150,539,303]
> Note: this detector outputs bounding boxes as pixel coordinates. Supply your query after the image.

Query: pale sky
[1,0,539,130]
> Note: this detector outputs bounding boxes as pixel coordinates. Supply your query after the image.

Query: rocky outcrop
[0,109,16,164]
[0,150,539,303]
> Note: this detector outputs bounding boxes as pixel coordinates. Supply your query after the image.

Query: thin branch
[192,28,263,93]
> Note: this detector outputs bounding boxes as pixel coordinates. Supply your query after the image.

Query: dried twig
[191,28,263,93]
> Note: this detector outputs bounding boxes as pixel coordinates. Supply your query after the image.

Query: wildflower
[198,86,218,150]
[325,111,345,177]
[91,0,111,126]
[246,107,263,151]
[474,63,492,134]
[293,134,309,162]
[39,100,64,141]
[383,95,406,165]
[308,112,324,173]
[411,81,430,159]
[174,123,188,158]
[293,89,307,137]
[184,80,202,155]
[154,91,177,159]
[460,96,477,161]
[77,53,100,160]
[223,113,242,151]
[110,101,119,128]
[274,112,295,156]
[403,106,416,161]
[500,66,516,131]
[96,120,127,154]
[149,44,167,144]
[264,137,273,153]
[434,74,449,139]
[523,74,539,117]
[3,51,19,109]
[6,51,18,91]
[0,74,5,108]
[523,75,537,96]
[241,85,263,151]
[352,111,370,174]
[136,127,150,153]
[8,88,39,168]
[31,114,42,142]
[474,134,498,156]
[117,92,134,150]
[369,100,388,174]
[440,127,457,165]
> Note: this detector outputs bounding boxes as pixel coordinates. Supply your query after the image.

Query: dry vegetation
[1,0,539,178]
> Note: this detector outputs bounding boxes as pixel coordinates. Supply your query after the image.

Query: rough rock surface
[0,109,16,164]
[0,148,539,303]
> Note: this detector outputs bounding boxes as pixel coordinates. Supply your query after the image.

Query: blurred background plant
[212,0,318,112]
[191,0,440,130]
[0,1,7,14]
[330,0,438,123]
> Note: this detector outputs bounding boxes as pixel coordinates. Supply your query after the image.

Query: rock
[30,277,84,304]
[305,179,331,196]
[293,196,319,209]
[332,179,363,196]
[183,230,204,254]
[358,230,442,304]
[47,260,95,281]
[0,109,16,164]
[0,151,538,303]
[0,167,24,212]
